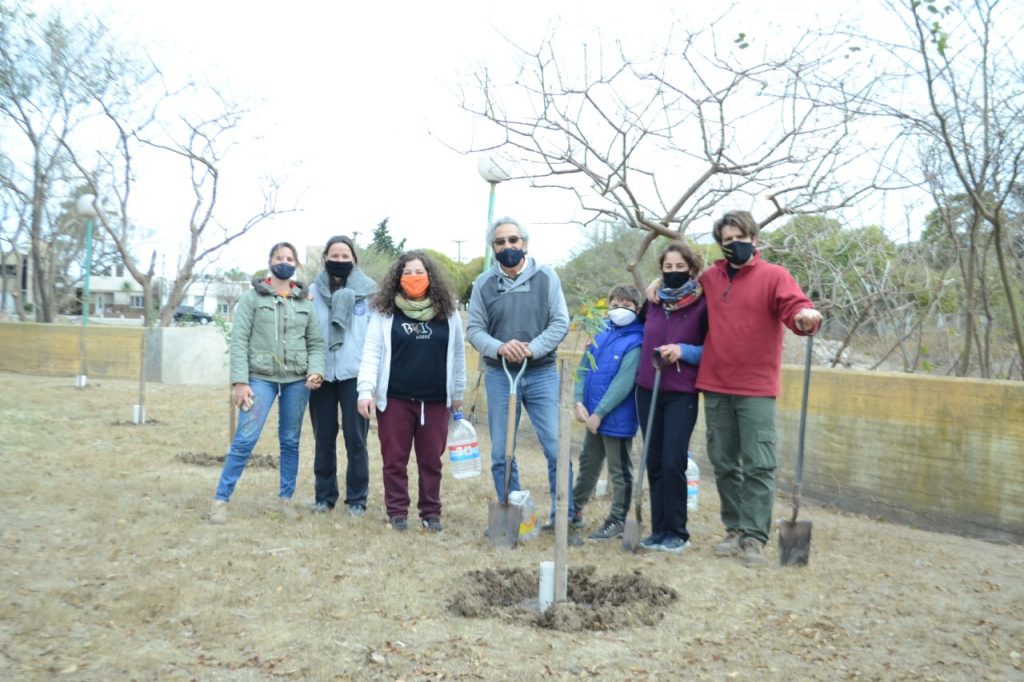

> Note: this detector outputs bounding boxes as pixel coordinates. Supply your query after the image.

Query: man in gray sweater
[467,217,575,532]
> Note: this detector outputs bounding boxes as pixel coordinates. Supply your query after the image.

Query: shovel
[623,351,663,553]
[487,357,528,548]
[779,334,814,566]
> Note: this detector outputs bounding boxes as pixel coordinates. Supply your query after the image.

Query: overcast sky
[56,0,906,276]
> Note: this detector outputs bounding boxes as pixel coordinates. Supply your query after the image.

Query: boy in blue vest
[571,284,645,540]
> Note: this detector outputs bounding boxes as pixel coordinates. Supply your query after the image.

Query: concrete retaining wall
[144,326,229,386]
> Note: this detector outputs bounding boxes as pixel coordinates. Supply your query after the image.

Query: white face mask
[608,308,638,327]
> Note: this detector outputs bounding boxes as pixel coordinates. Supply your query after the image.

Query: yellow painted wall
[0,323,142,379]
[772,366,1024,543]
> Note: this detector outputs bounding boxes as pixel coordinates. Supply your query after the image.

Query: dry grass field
[1,371,1022,680]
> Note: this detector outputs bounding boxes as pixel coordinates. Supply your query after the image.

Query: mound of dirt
[175,452,278,468]
[448,565,677,631]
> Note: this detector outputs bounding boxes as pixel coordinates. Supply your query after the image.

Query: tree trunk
[991,216,1024,379]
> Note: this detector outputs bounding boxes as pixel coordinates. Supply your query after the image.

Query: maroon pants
[375,398,449,520]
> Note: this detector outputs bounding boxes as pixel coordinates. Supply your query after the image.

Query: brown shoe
[741,537,766,567]
[714,530,742,556]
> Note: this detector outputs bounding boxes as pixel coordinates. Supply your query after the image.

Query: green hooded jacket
[229,278,325,385]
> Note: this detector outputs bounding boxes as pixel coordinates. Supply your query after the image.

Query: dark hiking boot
[588,519,625,540]
[714,530,743,557]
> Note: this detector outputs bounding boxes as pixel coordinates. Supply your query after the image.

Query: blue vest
[582,320,644,438]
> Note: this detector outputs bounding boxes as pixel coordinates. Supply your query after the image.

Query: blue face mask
[270,263,296,280]
[495,248,525,268]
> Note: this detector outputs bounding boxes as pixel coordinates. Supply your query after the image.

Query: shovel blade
[778,519,813,566]
[487,502,522,549]
[622,519,642,553]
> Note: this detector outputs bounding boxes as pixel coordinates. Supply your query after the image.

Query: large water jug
[686,453,700,511]
[447,411,481,479]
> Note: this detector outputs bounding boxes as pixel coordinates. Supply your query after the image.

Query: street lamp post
[476,157,511,270]
[452,239,466,263]
[76,194,98,388]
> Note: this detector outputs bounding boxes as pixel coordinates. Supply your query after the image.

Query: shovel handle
[501,356,527,505]
[633,350,664,521]
[791,335,813,522]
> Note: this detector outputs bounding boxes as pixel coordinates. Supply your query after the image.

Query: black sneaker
[421,518,443,532]
[639,532,666,550]
[390,516,408,531]
[589,519,625,540]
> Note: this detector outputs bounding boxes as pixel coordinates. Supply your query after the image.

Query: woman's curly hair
[372,250,457,319]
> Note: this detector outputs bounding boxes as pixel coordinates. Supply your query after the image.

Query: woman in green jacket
[210,242,325,524]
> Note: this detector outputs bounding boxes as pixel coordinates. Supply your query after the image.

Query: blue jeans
[215,378,310,501]
[485,363,574,519]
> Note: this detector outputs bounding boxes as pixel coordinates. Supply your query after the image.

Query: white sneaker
[278,498,300,521]
[209,500,228,524]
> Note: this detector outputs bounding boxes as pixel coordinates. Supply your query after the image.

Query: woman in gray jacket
[308,236,378,516]
[210,242,325,524]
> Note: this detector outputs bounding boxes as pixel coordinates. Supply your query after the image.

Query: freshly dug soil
[448,565,678,631]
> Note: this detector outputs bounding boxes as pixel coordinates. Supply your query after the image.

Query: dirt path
[1,372,1021,680]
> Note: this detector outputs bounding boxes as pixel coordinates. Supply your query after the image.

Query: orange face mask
[400,274,430,299]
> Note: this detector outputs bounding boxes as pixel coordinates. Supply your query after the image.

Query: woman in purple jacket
[635,242,707,552]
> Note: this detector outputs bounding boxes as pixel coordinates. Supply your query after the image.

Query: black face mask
[325,260,354,278]
[270,263,296,281]
[662,271,690,289]
[495,248,525,268]
[723,240,755,266]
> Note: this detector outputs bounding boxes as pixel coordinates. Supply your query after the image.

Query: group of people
[209,237,464,533]
[208,209,821,567]
[569,210,820,565]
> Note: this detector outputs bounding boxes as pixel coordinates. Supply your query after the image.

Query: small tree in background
[369,217,405,259]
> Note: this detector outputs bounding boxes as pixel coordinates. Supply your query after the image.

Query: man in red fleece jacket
[697,210,821,567]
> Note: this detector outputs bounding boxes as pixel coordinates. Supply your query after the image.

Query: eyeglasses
[492,236,522,247]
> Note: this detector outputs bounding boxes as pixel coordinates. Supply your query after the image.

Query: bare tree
[852,0,1024,378]
[0,1,126,321]
[65,82,289,326]
[458,16,895,288]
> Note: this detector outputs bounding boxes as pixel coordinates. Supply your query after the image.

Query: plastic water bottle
[686,453,700,511]
[508,490,539,540]
[447,411,481,479]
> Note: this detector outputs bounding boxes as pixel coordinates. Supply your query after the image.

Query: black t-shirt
[387,309,449,402]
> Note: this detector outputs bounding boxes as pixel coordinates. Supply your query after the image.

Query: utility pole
[452,240,466,263]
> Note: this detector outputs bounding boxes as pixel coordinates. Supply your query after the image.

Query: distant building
[0,250,32,317]
[3,246,250,322]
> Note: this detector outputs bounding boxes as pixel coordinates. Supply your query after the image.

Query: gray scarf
[314,267,377,350]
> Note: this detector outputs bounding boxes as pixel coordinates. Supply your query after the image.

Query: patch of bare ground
[1,371,1021,680]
